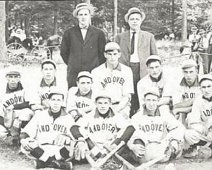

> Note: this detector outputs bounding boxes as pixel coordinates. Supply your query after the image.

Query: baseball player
[128,87,184,163]
[91,42,134,119]
[137,55,174,113]
[0,67,33,145]
[66,71,95,121]
[29,59,68,111]
[184,74,212,158]
[172,59,202,126]
[20,90,74,169]
[69,90,135,161]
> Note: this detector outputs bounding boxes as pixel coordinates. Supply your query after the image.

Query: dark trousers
[129,62,140,117]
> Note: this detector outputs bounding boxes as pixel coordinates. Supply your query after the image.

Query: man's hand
[130,143,145,158]
[53,134,71,146]
[21,138,38,151]
[75,141,88,161]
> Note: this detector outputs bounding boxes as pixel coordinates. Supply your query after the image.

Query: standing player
[128,87,184,163]
[184,74,212,158]
[66,71,95,121]
[20,90,74,169]
[0,67,33,145]
[29,59,67,111]
[172,59,201,126]
[69,90,135,162]
[91,42,134,119]
[137,55,173,113]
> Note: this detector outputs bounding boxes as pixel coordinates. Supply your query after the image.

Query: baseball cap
[144,87,160,98]
[41,59,56,69]
[124,7,146,23]
[95,90,111,102]
[77,71,92,80]
[5,66,21,76]
[73,3,94,17]
[181,59,197,69]
[145,55,162,66]
[48,88,64,99]
[105,42,120,52]
[199,74,212,84]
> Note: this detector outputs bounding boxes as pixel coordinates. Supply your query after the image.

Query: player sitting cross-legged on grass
[128,87,184,164]
[184,74,212,158]
[66,71,95,122]
[20,90,74,170]
[0,66,34,145]
[69,90,135,168]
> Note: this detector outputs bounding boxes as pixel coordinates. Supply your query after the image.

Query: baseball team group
[1,2,212,170]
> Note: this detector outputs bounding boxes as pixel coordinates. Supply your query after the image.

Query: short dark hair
[41,61,56,69]
[146,59,161,66]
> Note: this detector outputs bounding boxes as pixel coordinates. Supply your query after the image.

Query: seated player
[184,74,212,158]
[137,55,174,113]
[0,67,33,145]
[20,90,74,169]
[70,90,135,162]
[172,59,201,126]
[92,42,134,119]
[128,87,184,164]
[29,59,68,111]
[66,71,95,122]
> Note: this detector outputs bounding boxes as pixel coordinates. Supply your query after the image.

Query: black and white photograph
[0,0,212,169]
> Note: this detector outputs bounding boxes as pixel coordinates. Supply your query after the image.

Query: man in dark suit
[60,3,106,88]
[115,7,158,116]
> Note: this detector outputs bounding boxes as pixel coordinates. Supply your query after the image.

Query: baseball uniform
[91,63,134,118]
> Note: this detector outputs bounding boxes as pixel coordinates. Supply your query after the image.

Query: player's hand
[53,134,71,146]
[31,104,45,111]
[21,138,38,151]
[130,144,145,158]
[75,141,88,161]
[5,105,14,112]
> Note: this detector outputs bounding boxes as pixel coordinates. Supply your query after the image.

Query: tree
[0,1,7,60]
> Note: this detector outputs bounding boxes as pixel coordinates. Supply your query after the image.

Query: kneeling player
[0,67,34,145]
[70,90,135,163]
[20,90,74,170]
[128,88,184,164]
[184,74,212,158]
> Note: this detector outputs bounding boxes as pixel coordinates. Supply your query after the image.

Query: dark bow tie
[79,25,88,29]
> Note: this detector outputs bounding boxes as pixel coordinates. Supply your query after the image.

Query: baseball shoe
[34,159,47,169]
[183,145,198,158]
[49,159,73,170]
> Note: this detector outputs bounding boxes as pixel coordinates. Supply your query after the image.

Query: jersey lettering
[183,92,195,99]
[40,93,49,100]
[203,109,212,117]
[53,124,67,133]
[39,125,50,132]
[89,123,116,133]
[139,123,163,132]
[3,95,24,108]
[101,77,125,88]
[76,101,89,108]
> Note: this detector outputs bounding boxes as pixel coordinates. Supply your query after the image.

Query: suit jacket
[60,25,106,88]
[115,30,157,78]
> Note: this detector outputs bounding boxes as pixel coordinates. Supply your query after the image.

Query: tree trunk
[181,0,187,41]
[53,2,58,35]
[5,1,9,43]
[171,0,175,31]
[114,0,118,38]
[0,1,7,60]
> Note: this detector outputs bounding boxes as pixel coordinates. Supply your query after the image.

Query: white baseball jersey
[22,109,74,145]
[188,95,212,127]
[137,71,173,106]
[172,77,201,105]
[0,83,30,117]
[29,78,68,107]
[91,63,134,104]
[129,108,184,145]
[77,108,129,146]
[66,87,95,115]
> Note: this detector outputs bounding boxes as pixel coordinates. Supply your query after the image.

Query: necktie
[131,32,136,55]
